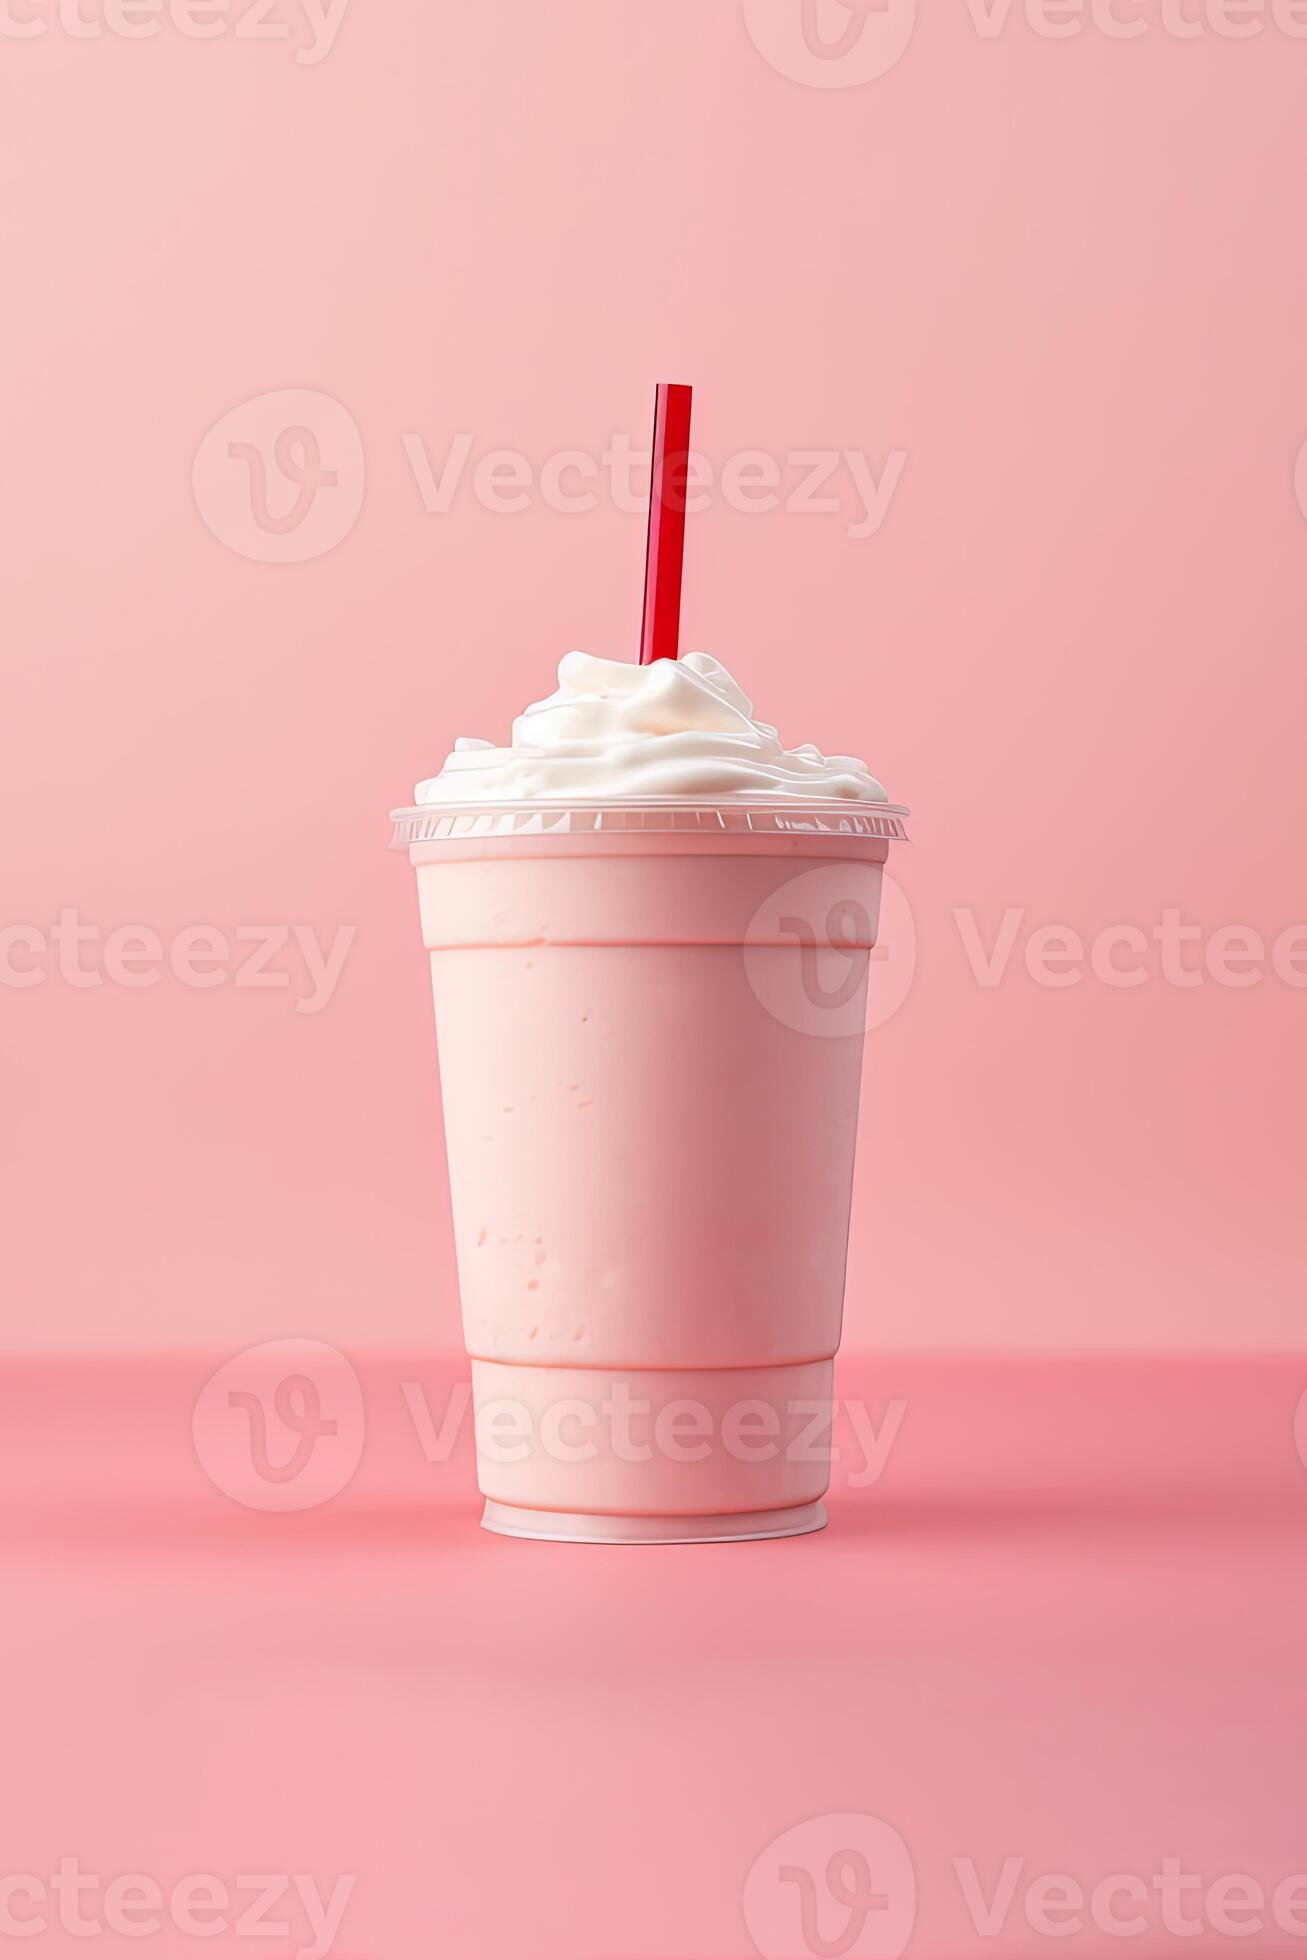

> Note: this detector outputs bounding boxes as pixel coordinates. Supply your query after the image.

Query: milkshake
[392,650,908,1542]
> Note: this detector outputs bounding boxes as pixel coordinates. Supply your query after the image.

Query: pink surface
[4,2,1306,1354]
[3,1350,1306,1957]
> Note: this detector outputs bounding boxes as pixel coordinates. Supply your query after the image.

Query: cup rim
[389,797,910,849]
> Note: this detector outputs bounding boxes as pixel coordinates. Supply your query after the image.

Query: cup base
[479,1498,827,1545]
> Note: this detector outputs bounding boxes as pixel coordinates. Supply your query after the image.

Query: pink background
[5,0,1306,1355]
[4,12,1307,1960]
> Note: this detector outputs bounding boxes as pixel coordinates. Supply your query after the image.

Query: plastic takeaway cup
[391,797,909,1543]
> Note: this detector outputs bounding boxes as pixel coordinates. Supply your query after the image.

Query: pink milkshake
[393,650,909,1542]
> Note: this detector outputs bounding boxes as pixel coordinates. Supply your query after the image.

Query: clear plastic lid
[389,798,910,848]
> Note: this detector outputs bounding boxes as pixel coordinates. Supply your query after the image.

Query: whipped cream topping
[415,652,887,804]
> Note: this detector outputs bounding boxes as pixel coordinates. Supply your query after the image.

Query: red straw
[638,382,693,664]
